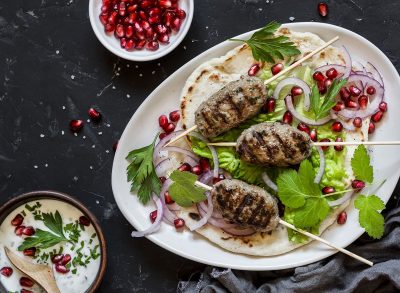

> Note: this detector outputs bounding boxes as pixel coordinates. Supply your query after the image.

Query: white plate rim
[111,22,400,270]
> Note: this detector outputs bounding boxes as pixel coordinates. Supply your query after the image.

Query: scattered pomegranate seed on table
[88,107,102,122]
[11,213,24,226]
[99,0,186,51]
[20,277,34,287]
[337,211,347,225]
[317,2,328,17]
[322,186,335,194]
[69,119,84,132]
[0,266,13,277]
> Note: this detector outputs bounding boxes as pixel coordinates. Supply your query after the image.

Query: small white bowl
[88,0,194,62]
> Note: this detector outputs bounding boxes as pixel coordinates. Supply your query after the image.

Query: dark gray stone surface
[0,0,399,291]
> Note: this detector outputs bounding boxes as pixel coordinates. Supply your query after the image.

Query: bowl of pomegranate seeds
[89,0,194,61]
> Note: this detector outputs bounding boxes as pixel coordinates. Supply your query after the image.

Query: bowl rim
[88,0,194,61]
[0,190,107,293]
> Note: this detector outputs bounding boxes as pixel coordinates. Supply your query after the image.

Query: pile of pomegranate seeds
[158,110,180,138]
[99,0,186,51]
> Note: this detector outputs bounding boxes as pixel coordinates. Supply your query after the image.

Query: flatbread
[177,28,369,256]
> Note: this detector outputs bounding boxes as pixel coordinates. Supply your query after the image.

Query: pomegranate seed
[120,37,127,48]
[339,87,350,100]
[159,176,167,184]
[159,132,167,140]
[125,25,134,38]
[271,63,283,75]
[146,40,159,51]
[149,210,157,223]
[379,102,387,112]
[135,40,146,49]
[332,121,343,132]
[171,17,181,31]
[23,247,36,257]
[149,7,161,17]
[262,97,276,113]
[108,11,118,24]
[149,15,160,24]
[125,39,135,50]
[113,141,119,152]
[332,101,345,112]
[324,78,333,88]
[310,129,318,142]
[136,30,145,40]
[318,82,327,94]
[158,33,169,43]
[155,24,168,34]
[345,99,359,109]
[358,95,368,109]
[282,111,293,125]
[353,117,362,128]
[199,158,210,172]
[322,186,336,194]
[178,163,192,172]
[139,10,147,20]
[140,0,153,9]
[55,264,70,274]
[21,289,33,293]
[158,115,168,128]
[192,165,202,175]
[334,137,344,151]
[248,64,260,76]
[105,23,116,33]
[349,85,361,97]
[160,0,172,8]
[69,120,84,132]
[88,108,101,122]
[366,86,376,95]
[141,20,151,30]
[79,216,91,226]
[337,211,347,225]
[297,123,310,135]
[20,277,34,287]
[176,9,186,19]
[326,67,338,79]
[371,111,384,123]
[60,254,72,265]
[133,21,143,33]
[52,254,64,264]
[0,267,13,277]
[213,174,226,184]
[313,71,325,82]
[317,2,328,17]
[320,138,330,151]
[163,11,174,26]
[169,110,180,122]
[118,2,126,16]
[127,12,137,23]
[15,225,25,236]
[22,226,35,236]
[99,13,108,25]
[11,214,24,226]
[164,122,175,133]
[174,218,185,229]
[352,180,366,191]
[291,86,303,96]
[368,121,375,134]
[164,191,175,204]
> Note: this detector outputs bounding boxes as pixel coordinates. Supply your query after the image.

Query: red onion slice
[198,170,213,185]
[163,146,199,165]
[342,46,352,79]
[314,146,325,184]
[328,190,353,207]
[222,226,256,237]
[190,132,219,178]
[189,192,214,231]
[198,200,223,219]
[197,205,236,228]
[155,158,175,177]
[262,172,278,192]
[131,194,163,237]
[285,95,332,126]
[159,179,178,224]
[366,62,384,87]
[153,130,185,165]
[273,77,311,110]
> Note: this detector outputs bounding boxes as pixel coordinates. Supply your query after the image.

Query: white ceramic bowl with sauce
[88,0,194,61]
[0,191,107,293]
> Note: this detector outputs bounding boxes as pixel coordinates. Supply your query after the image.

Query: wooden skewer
[164,36,340,148]
[264,35,340,85]
[194,181,372,266]
[208,141,400,147]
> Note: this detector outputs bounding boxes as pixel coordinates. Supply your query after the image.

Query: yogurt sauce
[0,199,101,293]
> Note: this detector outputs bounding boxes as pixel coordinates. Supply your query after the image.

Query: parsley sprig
[126,135,161,204]
[310,79,347,120]
[231,21,300,63]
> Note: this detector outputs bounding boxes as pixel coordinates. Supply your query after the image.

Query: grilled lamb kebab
[236,121,312,167]
[211,179,280,232]
[195,76,267,138]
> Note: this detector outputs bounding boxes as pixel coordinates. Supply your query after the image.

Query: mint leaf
[310,84,320,118]
[312,79,347,120]
[355,195,385,239]
[169,171,207,207]
[293,197,330,228]
[231,21,300,63]
[351,145,374,183]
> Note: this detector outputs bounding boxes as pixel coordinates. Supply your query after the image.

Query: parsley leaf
[311,79,347,120]
[294,197,330,228]
[231,21,300,63]
[168,171,207,207]
[126,135,161,204]
[354,195,385,239]
[351,145,374,183]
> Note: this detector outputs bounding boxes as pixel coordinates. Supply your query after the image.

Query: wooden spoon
[4,247,61,293]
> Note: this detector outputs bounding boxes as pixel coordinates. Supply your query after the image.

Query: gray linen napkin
[178,207,400,293]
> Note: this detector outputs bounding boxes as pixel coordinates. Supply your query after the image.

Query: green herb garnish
[126,135,161,204]
[310,79,347,120]
[355,195,385,239]
[351,145,374,183]
[231,21,300,63]
[168,171,207,207]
